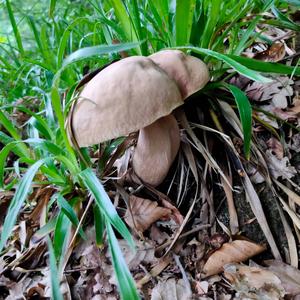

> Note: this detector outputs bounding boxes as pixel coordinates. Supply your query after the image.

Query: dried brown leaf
[201,240,266,277]
[253,42,286,62]
[264,260,300,297]
[125,195,172,232]
[224,263,285,300]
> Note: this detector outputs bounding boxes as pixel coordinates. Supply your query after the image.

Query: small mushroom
[68,51,209,186]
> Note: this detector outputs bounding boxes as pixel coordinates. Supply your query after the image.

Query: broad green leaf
[47,237,64,300]
[0,159,45,251]
[106,221,140,300]
[79,168,134,248]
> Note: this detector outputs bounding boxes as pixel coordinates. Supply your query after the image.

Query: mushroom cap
[69,56,183,147]
[149,50,210,99]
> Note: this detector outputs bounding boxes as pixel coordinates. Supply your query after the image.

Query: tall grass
[1,0,300,299]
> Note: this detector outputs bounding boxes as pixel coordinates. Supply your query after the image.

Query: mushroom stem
[132,114,180,187]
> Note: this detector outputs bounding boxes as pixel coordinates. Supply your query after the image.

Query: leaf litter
[2,7,300,300]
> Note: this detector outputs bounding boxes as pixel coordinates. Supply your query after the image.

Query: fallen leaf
[253,42,286,62]
[194,280,209,295]
[264,260,300,297]
[201,240,266,277]
[290,96,300,115]
[266,137,284,160]
[245,76,293,104]
[118,239,157,269]
[224,263,285,300]
[290,133,300,153]
[151,278,192,300]
[265,150,297,179]
[125,195,172,232]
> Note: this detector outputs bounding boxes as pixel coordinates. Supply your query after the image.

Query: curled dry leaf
[224,263,285,300]
[201,240,266,277]
[125,195,172,233]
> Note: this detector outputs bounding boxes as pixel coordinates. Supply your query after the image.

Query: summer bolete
[68,51,209,186]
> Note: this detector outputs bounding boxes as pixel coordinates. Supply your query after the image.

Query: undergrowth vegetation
[1,0,300,299]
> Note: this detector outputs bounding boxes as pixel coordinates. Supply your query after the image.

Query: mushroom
[68,51,209,186]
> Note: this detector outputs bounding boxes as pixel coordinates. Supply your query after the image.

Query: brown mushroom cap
[70,56,183,147]
[149,50,210,99]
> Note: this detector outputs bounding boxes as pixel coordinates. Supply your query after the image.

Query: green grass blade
[271,6,300,31]
[109,0,140,53]
[53,210,71,259]
[0,132,28,158]
[57,17,90,68]
[176,46,273,82]
[0,142,24,187]
[0,159,45,251]
[57,194,86,239]
[50,87,77,167]
[175,0,196,45]
[35,218,57,238]
[227,54,300,76]
[47,237,64,300]
[200,0,222,48]
[106,221,140,300]
[128,0,147,55]
[62,42,141,67]
[224,83,252,160]
[0,110,29,156]
[93,204,105,246]
[24,138,65,156]
[79,168,134,248]
[5,0,24,55]
[49,0,57,18]
[27,16,47,61]
[234,15,261,55]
